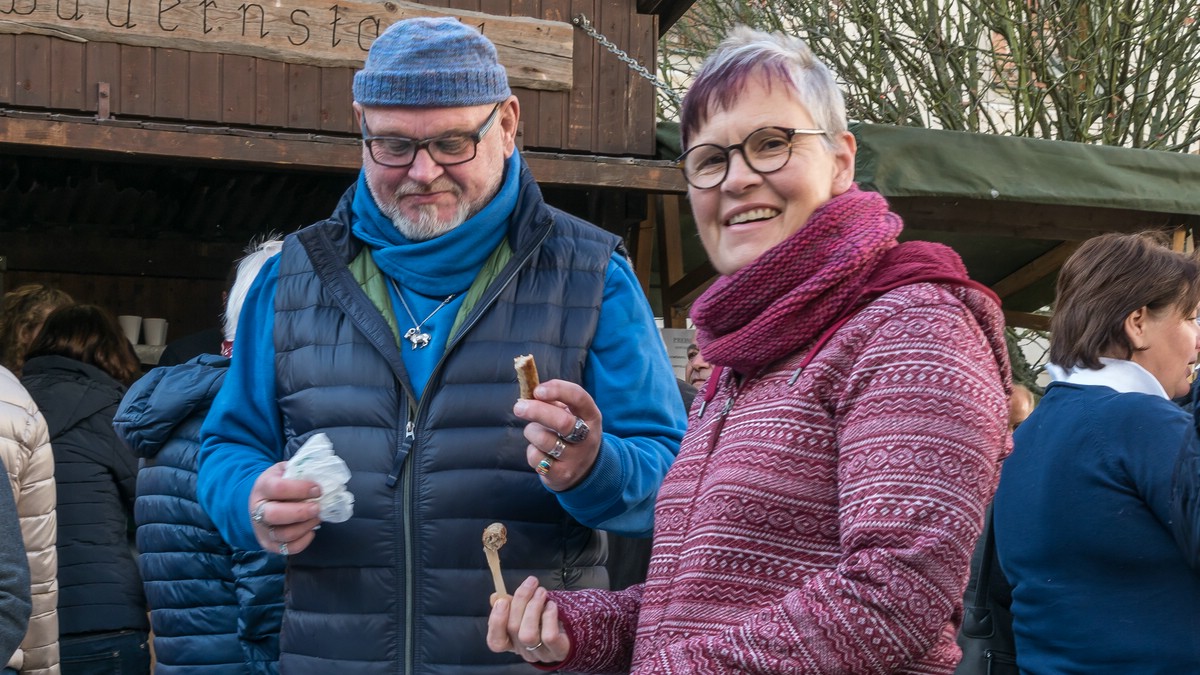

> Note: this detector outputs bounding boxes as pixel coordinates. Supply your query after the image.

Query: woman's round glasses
[361,103,502,168]
[676,126,826,189]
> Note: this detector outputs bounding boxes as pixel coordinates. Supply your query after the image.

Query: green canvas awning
[853,122,1200,216]
[653,122,1200,322]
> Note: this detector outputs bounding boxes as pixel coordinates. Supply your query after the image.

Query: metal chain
[571,14,682,109]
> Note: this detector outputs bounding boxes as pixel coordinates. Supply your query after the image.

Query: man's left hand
[513,380,602,491]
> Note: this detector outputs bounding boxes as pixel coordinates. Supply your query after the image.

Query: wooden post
[656,194,685,328]
[1172,227,1188,252]
[97,82,110,120]
[633,194,656,300]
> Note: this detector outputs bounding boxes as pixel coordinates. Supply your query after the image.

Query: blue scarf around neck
[349,152,521,399]
[351,151,521,297]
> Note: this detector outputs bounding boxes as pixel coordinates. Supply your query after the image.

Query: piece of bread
[514,354,539,399]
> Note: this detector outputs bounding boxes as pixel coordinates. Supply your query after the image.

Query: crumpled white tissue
[284,433,354,523]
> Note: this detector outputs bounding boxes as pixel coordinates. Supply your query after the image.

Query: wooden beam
[0,113,362,169]
[1173,227,1188,252]
[990,241,1080,299]
[0,1,573,92]
[890,196,1187,241]
[663,259,716,311]
[1004,310,1052,331]
[0,232,242,279]
[0,114,688,191]
[523,153,685,193]
[633,194,656,299]
[656,195,687,328]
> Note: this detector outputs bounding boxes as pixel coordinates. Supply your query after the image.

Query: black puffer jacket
[22,355,147,636]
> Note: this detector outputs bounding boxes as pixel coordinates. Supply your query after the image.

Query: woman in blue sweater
[993,232,1200,674]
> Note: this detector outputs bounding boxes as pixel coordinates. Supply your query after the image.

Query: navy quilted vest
[273,168,619,674]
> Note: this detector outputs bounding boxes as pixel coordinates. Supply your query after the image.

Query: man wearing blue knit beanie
[196,16,686,674]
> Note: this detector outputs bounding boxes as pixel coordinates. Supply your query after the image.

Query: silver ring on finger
[546,437,566,459]
[525,641,543,651]
[562,416,589,444]
[251,500,268,525]
[278,541,289,556]
[535,458,553,477]
[268,525,280,543]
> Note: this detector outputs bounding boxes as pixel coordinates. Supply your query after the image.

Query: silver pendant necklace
[389,280,455,350]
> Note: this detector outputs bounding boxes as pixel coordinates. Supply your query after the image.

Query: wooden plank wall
[0,0,657,155]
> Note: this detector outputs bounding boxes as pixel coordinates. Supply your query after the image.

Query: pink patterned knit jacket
[547,280,1011,674]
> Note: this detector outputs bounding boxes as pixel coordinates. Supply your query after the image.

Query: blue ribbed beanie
[354,17,512,107]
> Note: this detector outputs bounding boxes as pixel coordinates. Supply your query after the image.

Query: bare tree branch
[660,0,1200,151]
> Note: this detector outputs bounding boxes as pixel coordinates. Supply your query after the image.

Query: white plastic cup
[142,318,168,346]
[117,315,142,344]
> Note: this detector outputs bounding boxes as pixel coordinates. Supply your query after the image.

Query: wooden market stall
[0,0,689,348]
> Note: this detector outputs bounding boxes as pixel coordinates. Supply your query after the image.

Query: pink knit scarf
[690,186,903,375]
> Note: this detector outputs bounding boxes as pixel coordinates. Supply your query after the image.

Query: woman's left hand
[486,576,571,663]
[513,379,603,491]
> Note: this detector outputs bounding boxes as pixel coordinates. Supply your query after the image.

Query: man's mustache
[394,179,460,198]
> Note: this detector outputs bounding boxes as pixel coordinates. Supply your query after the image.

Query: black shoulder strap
[972,505,997,610]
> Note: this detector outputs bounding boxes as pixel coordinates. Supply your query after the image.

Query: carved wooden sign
[0,0,573,91]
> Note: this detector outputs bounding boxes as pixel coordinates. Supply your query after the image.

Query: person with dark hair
[114,239,285,675]
[993,232,1200,673]
[21,305,148,675]
[0,285,73,377]
[489,25,1010,673]
[0,473,32,675]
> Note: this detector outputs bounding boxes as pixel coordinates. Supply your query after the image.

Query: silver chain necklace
[389,280,455,350]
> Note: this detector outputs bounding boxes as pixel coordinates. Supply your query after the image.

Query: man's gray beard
[365,167,503,242]
[381,196,470,241]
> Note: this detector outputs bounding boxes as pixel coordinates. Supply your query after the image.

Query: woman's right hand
[486,576,571,664]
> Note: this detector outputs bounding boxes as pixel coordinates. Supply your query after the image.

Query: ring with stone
[251,500,268,525]
[536,458,553,477]
[278,541,289,556]
[562,417,590,444]
[546,437,566,459]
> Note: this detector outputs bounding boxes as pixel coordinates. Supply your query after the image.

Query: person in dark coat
[21,304,148,675]
[114,239,285,675]
[0,473,32,674]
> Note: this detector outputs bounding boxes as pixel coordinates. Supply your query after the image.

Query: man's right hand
[248,461,323,555]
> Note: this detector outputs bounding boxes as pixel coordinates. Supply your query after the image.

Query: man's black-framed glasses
[676,126,827,189]
[361,102,502,169]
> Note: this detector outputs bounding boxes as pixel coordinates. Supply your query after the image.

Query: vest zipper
[386,419,416,488]
[396,221,554,673]
[402,423,415,675]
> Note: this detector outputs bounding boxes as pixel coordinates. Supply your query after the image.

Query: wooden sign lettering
[0,0,573,91]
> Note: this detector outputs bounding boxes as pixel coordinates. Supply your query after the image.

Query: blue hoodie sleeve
[198,256,285,551]
[555,253,687,537]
